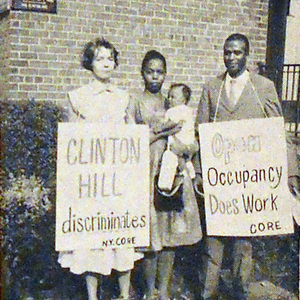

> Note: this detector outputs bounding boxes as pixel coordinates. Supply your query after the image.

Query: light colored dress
[126,90,202,251]
[58,80,143,275]
[164,104,197,146]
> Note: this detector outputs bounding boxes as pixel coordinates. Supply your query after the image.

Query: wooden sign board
[199,117,294,237]
[56,123,150,251]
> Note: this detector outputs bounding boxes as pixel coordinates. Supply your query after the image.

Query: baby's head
[168,83,191,107]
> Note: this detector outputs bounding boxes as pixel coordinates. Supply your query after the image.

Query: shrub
[0,173,57,298]
[0,99,68,188]
[0,100,68,298]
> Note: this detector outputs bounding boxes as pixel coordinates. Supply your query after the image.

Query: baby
[165,83,199,178]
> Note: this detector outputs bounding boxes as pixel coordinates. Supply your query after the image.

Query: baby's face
[168,86,186,107]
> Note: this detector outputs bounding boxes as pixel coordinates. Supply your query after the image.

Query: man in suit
[196,33,299,300]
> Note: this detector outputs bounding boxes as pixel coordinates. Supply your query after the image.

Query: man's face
[223,40,248,78]
[142,58,166,94]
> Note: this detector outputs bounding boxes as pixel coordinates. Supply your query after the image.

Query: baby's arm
[169,135,189,157]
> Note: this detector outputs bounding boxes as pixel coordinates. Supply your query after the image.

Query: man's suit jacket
[196,71,298,176]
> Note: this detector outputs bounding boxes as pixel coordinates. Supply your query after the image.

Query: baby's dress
[165,105,199,178]
[58,81,143,275]
[164,104,197,146]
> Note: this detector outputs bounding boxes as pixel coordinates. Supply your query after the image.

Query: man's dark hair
[225,33,250,56]
[82,37,119,71]
[141,50,167,73]
[168,83,192,104]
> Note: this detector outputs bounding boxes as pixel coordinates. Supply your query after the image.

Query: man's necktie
[228,79,237,109]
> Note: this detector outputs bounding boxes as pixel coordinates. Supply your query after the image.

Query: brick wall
[0,11,10,99]
[3,0,269,107]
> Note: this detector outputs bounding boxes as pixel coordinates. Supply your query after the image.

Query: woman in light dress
[58,38,143,300]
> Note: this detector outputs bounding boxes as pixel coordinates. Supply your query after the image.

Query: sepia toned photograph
[0,1,299,299]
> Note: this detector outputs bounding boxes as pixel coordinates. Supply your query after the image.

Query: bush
[0,99,68,188]
[0,173,57,298]
[0,100,68,298]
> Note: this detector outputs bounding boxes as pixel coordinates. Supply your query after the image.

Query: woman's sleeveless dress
[58,81,143,275]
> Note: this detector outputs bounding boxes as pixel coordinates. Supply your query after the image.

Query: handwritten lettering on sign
[199,117,294,236]
[56,123,150,251]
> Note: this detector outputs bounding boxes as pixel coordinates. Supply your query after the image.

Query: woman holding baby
[126,50,202,300]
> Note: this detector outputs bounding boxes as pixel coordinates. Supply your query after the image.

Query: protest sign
[56,123,150,251]
[199,117,294,237]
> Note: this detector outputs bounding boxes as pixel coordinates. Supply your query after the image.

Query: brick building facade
[1,0,269,107]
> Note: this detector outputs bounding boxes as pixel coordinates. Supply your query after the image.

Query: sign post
[199,117,294,237]
[56,123,150,251]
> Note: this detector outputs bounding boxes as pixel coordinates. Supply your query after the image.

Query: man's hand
[193,173,204,197]
[288,176,300,196]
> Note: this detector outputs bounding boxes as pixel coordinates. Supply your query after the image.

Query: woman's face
[92,46,115,81]
[142,58,166,94]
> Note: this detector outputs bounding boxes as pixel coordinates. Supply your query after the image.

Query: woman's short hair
[141,50,167,73]
[82,38,119,71]
[225,33,250,56]
[168,83,192,104]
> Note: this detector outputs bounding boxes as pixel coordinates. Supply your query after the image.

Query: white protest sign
[56,123,150,251]
[199,117,294,237]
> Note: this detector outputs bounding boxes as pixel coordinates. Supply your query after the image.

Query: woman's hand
[153,120,181,134]
[165,122,182,136]
[150,121,182,144]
